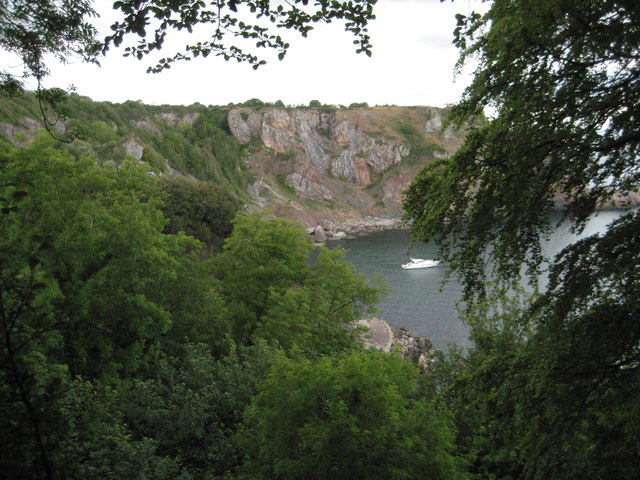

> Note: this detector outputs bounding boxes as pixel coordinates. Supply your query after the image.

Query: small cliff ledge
[228,106,464,230]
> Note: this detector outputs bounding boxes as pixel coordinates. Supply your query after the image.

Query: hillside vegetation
[0,93,464,231]
[0,92,249,192]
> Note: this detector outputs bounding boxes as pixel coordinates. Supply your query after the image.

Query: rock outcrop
[122,138,144,160]
[357,317,436,369]
[390,326,437,369]
[228,106,463,232]
[286,172,333,203]
[309,216,401,241]
[228,108,410,187]
[156,111,199,127]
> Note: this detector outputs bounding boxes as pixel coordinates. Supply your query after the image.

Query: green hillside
[0,92,250,195]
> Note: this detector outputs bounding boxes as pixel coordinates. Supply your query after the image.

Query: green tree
[0,1,101,140]
[214,213,383,354]
[242,98,266,108]
[0,0,98,92]
[105,0,376,73]
[214,213,314,341]
[430,289,537,480]
[404,1,640,479]
[158,175,240,252]
[253,247,384,356]
[405,0,640,300]
[0,139,224,477]
[240,349,468,480]
[59,341,278,479]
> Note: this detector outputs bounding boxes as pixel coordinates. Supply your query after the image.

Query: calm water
[328,210,624,351]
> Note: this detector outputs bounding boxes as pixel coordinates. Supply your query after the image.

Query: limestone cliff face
[228,108,409,187]
[228,106,463,230]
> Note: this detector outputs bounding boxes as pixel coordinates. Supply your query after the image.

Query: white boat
[401,258,440,270]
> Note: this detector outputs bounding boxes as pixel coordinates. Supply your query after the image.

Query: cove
[328,210,626,351]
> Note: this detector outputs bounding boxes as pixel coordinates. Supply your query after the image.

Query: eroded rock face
[156,112,199,127]
[248,177,288,208]
[286,172,333,203]
[424,107,444,132]
[227,110,254,144]
[228,108,409,187]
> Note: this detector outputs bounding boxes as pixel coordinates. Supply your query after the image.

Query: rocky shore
[390,325,437,369]
[308,216,404,242]
[357,317,436,369]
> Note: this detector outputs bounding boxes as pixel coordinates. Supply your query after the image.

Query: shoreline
[309,203,639,243]
[309,216,406,242]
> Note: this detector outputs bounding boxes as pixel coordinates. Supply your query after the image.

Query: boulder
[313,225,327,242]
[122,138,144,161]
[320,219,338,234]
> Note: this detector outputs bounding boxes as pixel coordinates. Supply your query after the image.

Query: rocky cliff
[3,95,635,239]
[227,106,464,234]
[0,95,466,233]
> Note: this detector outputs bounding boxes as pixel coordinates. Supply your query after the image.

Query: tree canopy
[241,349,468,480]
[405,0,640,299]
[404,1,640,478]
[0,141,389,477]
[214,212,383,354]
[1,0,378,93]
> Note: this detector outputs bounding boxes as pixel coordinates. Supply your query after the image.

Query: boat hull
[401,259,440,269]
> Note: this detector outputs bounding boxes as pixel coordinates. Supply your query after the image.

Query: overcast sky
[6,0,485,107]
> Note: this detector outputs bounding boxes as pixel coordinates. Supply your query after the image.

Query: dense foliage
[404,1,640,479]
[1,139,449,478]
[0,92,252,195]
[158,175,239,251]
[5,1,639,479]
[241,350,467,480]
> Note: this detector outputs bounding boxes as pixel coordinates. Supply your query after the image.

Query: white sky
[4,0,485,107]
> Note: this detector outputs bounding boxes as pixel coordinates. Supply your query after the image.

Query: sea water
[328,229,469,351]
[328,210,625,351]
